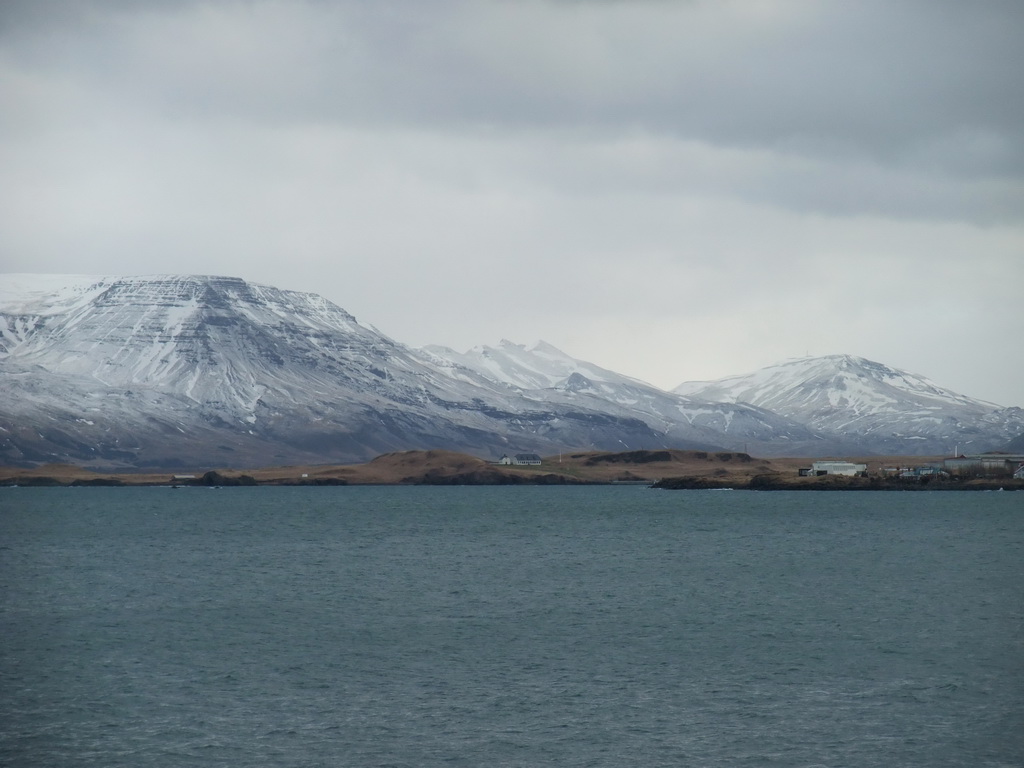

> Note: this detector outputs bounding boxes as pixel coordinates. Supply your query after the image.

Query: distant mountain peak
[674,354,1018,454]
[559,371,596,393]
[526,339,564,354]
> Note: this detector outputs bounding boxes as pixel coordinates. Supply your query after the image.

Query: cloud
[0,0,1022,405]
[8,2,1023,149]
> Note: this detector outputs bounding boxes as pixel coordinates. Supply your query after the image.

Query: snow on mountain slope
[0,275,670,467]
[4,275,1014,466]
[422,339,654,392]
[423,341,831,455]
[0,274,110,316]
[2,275,423,420]
[674,355,1024,454]
[674,355,998,412]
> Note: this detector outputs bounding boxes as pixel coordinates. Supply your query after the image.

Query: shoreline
[2,449,1020,491]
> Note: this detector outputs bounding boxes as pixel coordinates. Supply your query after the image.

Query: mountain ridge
[0,274,676,467]
[1,274,1018,468]
[674,354,1022,456]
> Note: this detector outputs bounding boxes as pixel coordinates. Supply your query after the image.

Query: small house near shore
[497,453,543,466]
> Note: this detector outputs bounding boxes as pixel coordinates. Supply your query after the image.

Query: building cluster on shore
[796,454,1024,481]
[939,454,1024,478]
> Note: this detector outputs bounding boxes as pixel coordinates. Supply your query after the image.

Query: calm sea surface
[1,487,1022,767]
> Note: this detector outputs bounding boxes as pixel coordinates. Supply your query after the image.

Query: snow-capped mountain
[423,340,830,455]
[0,275,668,468]
[422,339,654,391]
[2,274,1016,468]
[674,355,1024,455]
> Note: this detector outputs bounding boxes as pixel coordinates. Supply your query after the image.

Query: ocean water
[1,486,1022,767]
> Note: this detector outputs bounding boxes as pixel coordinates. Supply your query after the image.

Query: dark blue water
[1,487,1022,767]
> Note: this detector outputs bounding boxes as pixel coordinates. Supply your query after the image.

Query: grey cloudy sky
[2,0,1022,405]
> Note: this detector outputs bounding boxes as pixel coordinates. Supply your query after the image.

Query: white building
[810,460,867,477]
